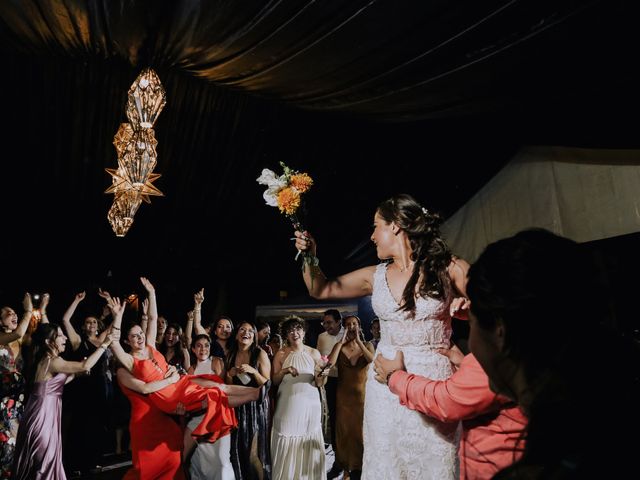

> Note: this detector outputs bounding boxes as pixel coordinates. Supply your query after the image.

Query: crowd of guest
[2,220,638,479]
[0,284,526,480]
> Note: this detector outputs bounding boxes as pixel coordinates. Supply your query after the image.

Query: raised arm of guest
[0,293,33,344]
[140,277,158,348]
[140,298,149,338]
[107,297,135,371]
[327,331,347,368]
[353,323,375,363]
[179,330,191,371]
[47,328,113,377]
[61,292,85,351]
[185,310,194,350]
[192,288,206,336]
[39,293,50,324]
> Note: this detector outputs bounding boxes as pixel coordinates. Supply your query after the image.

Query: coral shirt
[388,353,527,480]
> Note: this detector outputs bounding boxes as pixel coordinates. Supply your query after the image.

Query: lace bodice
[372,262,452,350]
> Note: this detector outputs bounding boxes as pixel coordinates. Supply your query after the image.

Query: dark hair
[255,319,270,331]
[377,194,452,316]
[467,229,603,376]
[191,333,212,349]
[279,316,306,339]
[323,309,342,323]
[159,323,186,367]
[268,333,283,347]
[225,322,259,370]
[468,229,639,476]
[213,316,234,338]
[25,322,60,387]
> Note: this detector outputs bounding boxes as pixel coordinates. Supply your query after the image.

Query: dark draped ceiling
[0,0,638,320]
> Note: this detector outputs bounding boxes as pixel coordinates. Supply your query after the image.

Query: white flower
[257,169,286,189]
[258,168,287,207]
[263,187,280,207]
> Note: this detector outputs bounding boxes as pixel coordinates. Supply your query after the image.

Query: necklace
[396,261,412,273]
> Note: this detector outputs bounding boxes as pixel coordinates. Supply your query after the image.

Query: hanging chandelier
[106,68,166,236]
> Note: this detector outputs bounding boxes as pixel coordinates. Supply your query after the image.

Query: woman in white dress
[294,194,469,479]
[270,316,328,480]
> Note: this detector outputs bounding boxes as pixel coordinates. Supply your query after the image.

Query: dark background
[0,1,638,340]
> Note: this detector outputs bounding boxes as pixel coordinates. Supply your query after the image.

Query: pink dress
[13,373,67,480]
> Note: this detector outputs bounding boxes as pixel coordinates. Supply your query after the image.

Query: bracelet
[193,308,201,312]
[99,345,108,350]
[386,370,397,385]
[112,326,121,331]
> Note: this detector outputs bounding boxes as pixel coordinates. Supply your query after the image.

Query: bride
[294,193,469,479]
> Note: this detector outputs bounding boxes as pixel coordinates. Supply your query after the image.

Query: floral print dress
[0,342,25,479]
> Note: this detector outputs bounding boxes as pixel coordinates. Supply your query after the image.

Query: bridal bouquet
[257,162,318,270]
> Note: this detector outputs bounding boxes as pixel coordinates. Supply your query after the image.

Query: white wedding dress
[362,263,460,479]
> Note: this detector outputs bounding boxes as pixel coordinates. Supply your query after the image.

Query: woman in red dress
[108,278,260,443]
[117,365,185,480]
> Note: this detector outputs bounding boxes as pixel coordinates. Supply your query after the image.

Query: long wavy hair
[225,322,259,371]
[377,194,452,316]
[24,322,60,391]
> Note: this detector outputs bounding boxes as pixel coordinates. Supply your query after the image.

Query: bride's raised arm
[294,230,375,299]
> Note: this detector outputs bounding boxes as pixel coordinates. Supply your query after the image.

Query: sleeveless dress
[0,342,24,480]
[228,348,272,480]
[362,263,460,479]
[12,373,68,480]
[131,346,237,442]
[335,349,369,472]
[119,379,185,480]
[270,349,325,480]
[65,336,113,472]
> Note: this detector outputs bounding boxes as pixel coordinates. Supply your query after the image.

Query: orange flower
[277,187,301,215]
[290,173,313,193]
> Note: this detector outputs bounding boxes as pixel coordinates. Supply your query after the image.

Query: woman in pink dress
[12,322,112,480]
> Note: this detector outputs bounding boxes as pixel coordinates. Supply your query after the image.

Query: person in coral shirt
[374,348,527,480]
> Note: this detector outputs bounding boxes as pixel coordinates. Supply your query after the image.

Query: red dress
[120,383,185,480]
[132,346,237,442]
